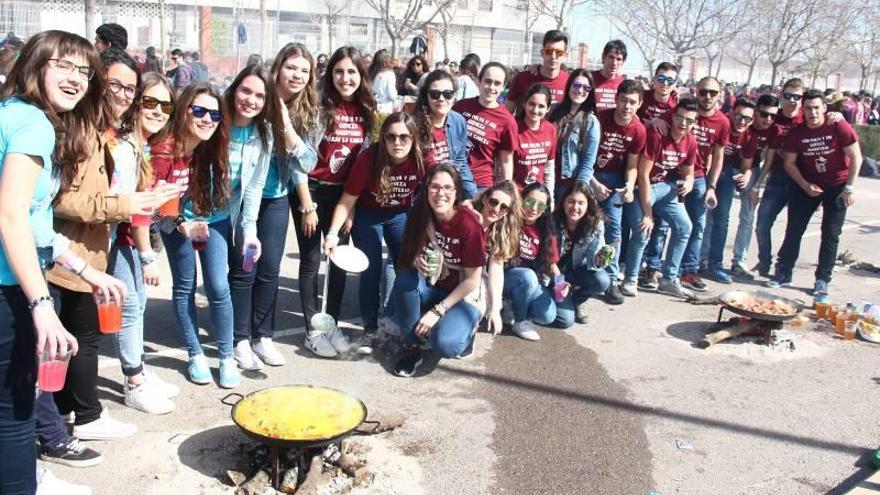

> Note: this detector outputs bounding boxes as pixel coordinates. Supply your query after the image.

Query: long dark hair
[548,69,596,153]
[0,30,113,189]
[398,163,462,269]
[372,112,423,205]
[270,43,319,139]
[413,69,457,156]
[402,55,428,87]
[515,83,552,121]
[368,48,391,81]
[553,181,603,244]
[119,72,176,190]
[320,46,375,133]
[521,182,556,273]
[171,83,230,215]
[458,57,479,85]
[104,48,142,131]
[224,64,285,155]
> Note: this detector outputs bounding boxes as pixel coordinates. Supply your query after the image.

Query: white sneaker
[72,407,136,441]
[620,278,639,297]
[328,326,351,353]
[658,278,694,299]
[124,379,175,415]
[511,320,541,341]
[252,338,286,366]
[37,465,92,495]
[305,332,338,358]
[501,299,514,326]
[143,370,180,398]
[234,340,264,371]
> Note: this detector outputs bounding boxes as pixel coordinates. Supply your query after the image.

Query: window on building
[478,0,492,11]
[350,22,369,37]
[457,0,469,7]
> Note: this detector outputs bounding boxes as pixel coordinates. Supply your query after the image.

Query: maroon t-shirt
[311,101,367,184]
[690,110,731,178]
[638,91,679,122]
[432,208,487,292]
[594,109,648,175]
[344,147,423,212]
[769,111,804,173]
[517,223,560,270]
[591,70,624,111]
[507,68,570,105]
[643,128,698,183]
[513,119,557,190]
[723,123,751,170]
[452,97,518,187]
[782,119,859,188]
[425,125,450,167]
[741,124,782,161]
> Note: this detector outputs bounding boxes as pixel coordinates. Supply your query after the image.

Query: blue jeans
[390,268,480,358]
[108,245,147,376]
[502,267,556,325]
[351,206,407,332]
[162,220,234,359]
[594,171,626,277]
[702,166,736,270]
[625,181,692,281]
[553,267,611,328]
[0,286,37,494]
[731,167,761,267]
[755,172,793,269]
[680,177,707,274]
[229,196,289,343]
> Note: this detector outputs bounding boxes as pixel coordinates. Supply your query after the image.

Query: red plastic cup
[242,244,258,272]
[131,214,152,227]
[192,239,207,251]
[158,196,179,217]
[38,347,72,392]
[96,297,122,334]
[676,180,686,203]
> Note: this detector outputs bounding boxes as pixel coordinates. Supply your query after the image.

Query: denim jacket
[284,133,319,188]
[556,112,600,185]
[445,110,477,199]
[229,127,272,239]
[555,219,606,272]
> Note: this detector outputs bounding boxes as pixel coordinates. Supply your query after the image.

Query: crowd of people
[0,21,872,494]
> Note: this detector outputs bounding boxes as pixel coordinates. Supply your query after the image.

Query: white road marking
[803,219,880,238]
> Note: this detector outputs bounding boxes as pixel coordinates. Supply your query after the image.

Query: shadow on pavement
[665,320,713,346]
[176,424,254,483]
[824,450,880,495]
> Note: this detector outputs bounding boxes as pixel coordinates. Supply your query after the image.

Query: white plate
[330,245,369,273]
[858,325,880,344]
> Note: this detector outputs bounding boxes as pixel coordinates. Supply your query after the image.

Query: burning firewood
[293,454,326,495]
[355,412,407,434]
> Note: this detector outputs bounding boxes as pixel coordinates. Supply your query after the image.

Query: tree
[606,14,663,74]
[435,0,459,61]
[506,0,542,66]
[531,0,592,30]
[795,1,861,88]
[729,23,767,85]
[260,0,268,57]
[754,0,825,87]
[847,1,880,90]
[315,0,352,55]
[84,0,96,39]
[364,0,456,56]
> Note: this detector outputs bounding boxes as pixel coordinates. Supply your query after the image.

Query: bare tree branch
[364,0,457,55]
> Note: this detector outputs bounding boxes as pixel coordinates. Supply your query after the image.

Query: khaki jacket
[47,131,132,292]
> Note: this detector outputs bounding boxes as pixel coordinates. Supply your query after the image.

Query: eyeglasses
[428,89,455,101]
[107,79,137,98]
[782,92,803,102]
[655,75,677,86]
[732,114,753,123]
[571,82,592,93]
[189,105,223,122]
[673,114,697,126]
[522,197,547,212]
[428,183,455,194]
[384,133,412,144]
[486,196,510,212]
[542,48,566,58]
[47,58,94,81]
[757,109,777,119]
[141,96,175,115]
[697,89,719,98]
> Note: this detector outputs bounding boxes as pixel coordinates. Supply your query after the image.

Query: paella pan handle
[220,392,244,407]
[354,420,382,435]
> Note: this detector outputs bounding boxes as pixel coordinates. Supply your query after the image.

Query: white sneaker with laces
[305,331,338,358]
[328,326,351,353]
[72,407,136,441]
[124,378,175,415]
[234,340,264,371]
[658,278,694,299]
[252,338,286,366]
[620,278,639,297]
[511,320,541,341]
[143,370,179,398]
[37,465,92,495]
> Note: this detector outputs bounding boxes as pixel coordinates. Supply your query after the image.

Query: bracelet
[843,185,854,194]
[298,203,317,214]
[707,184,717,191]
[435,301,448,316]
[28,294,54,311]
[327,227,339,237]
[61,255,87,276]
[430,306,444,318]
[138,251,158,266]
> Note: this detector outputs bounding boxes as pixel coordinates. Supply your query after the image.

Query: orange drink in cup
[96,295,122,334]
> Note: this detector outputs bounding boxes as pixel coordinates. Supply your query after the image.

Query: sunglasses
[428,89,455,101]
[486,196,510,212]
[141,96,175,115]
[189,105,223,122]
[673,114,697,126]
[656,75,677,86]
[757,109,777,119]
[384,133,412,144]
[542,48,566,58]
[571,82,593,93]
[782,92,803,102]
[523,197,547,212]
[732,114,753,123]
[698,89,719,98]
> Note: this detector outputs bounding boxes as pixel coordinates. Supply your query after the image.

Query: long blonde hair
[122,72,175,190]
[474,181,521,262]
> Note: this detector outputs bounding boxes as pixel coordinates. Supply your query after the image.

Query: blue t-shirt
[185,125,253,225]
[0,97,60,285]
[262,155,288,199]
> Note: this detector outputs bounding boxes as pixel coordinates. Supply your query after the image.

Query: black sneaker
[604,283,625,305]
[752,262,771,279]
[40,436,103,468]
[681,273,708,292]
[638,269,660,290]
[393,348,424,377]
[729,264,754,280]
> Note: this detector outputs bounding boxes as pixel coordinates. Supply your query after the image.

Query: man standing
[768,89,861,303]
[506,30,570,111]
[590,80,647,302]
[166,48,194,90]
[638,62,679,122]
[190,52,209,83]
[701,98,755,284]
[94,23,127,52]
[591,40,627,111]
